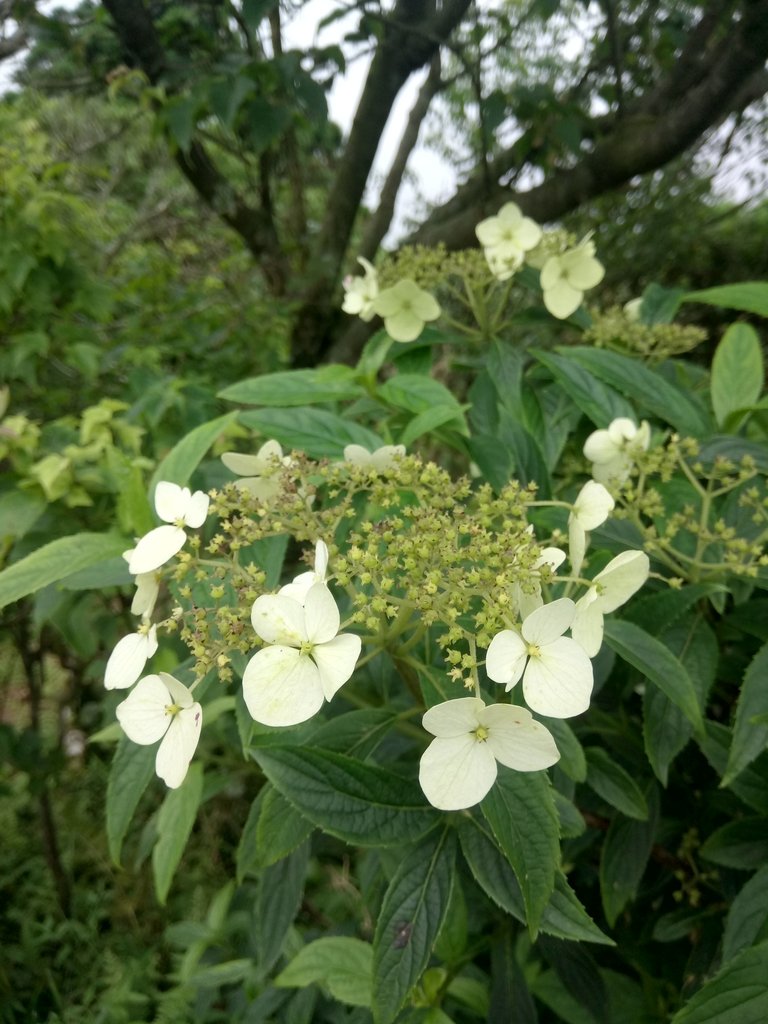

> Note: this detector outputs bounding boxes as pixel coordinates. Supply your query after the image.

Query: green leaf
[683,282,768,317]
[238,407,383,459]
[639,283,685,325]
[191,959,253,989]
[106,736,156,865]
[0,489,45,541]
[378,374,465,424]
[276,937,373,1007]
[458,817,613,945]
[252,746,439,846]
[604,619,703,733]
[554,790,586,838]
[700,819,768,870]
[725,642,768,785]
[488,930,537,1024]
[531,349,634,426]
[151,763,204,905]
[723,865,768,963]
[544,718,587,782]
[711,324,764,427]
[625,583,725,636]
[255,785,314,867]
[255,841,310,974]
[372,829,456,1024]
[236,789,264,883]
[599,784,659,926]
[150,411,238,493]
[670,940,768,1023]
[585,748,648,820]
[60,555,132,590]
[400,405,465,447]
[218,367,364,406]
[481,768,560,937]
[563,346,711,436]
[538,936,607,1024]
[0,532,128,610]
[699,721,768,815]
[310,708,394,759]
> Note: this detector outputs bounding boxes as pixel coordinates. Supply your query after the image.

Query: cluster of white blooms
[475,202,542,280]
[584,418,651,484]
[342,259,440,343]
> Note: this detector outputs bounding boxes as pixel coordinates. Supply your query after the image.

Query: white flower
[242,583,361,727]
[568,480,615,577]
[116,672,202,788]
[372,279,441,343]
[221,439,292,501]
[571,550,650,656]
[105,623,158,690]
[419,697,559,810]
[476,202,542,281]
[122,548,161,617]
[343,443,406,472]
[128,482,209,575]
[279,539,330,604]
[486,598,594,718]
[540,237,605,318]
[624,297,643,322]
[583,418,651,485]
[512,546,567,620]
[342,257,379,321]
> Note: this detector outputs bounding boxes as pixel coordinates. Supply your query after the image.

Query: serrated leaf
[150,411,238,493]
[106,736,156,865]
[683,282,768,317]
[151,763,204,904]
[378,374,464,421]
[544,718,587,782]
[255,840,309,974]
[238,407,383,459]
[236,790,264,883]
[276,937,373,1007]
[599,783,659,926]
[0,532,128,609]
[256,785,314,867]
[711,324,764,427]
[700,818,768,870]
[252,746,439,846]
[372,829,455,1024]
[585,748,648,820]
[670,940,768,1023]
[218,367,364,406]
[725,642,768,785]
[192,959,253,988]
[532,348,633,426]
[481,768,560,937]
[400,405,464,447]
[538,936,607,1024]
[723,865,768,963]
[625,583,725,636]
[310,708,394,758]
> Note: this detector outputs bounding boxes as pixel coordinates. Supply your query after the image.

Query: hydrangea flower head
[243,583,361,727]
[583,418,651,485]
[128,482,209,575]
[116,672,202,788]
[372,279,440,342]
[342,257,379,321]
[571,550,650,656]
[540,237,605,318]
[419,697,559,810]
[486,598,594,718]
[476,202,542,281]
[568,480,615,576]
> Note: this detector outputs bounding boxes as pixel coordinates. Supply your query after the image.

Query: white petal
[539,257,563,290]
[523,638,593,718]
[128,525,186,574]
[583,429,618,464]
[242,646,324,726]
[522,598,575,646]
[312,632,362,700]
[158,672,194,708]
[303,583,340,645]
[567,254,604,290]
[131,573,159,617]
[570,599,605,658]
[343,444,373,466]
[536,547,567,572]
[594,550,650,613]
[104,628,157,690]
[544,280,583,319]
[116,674,171,744]
[569,517,587,577]
[486,630,527,688]
[607,418,638,444]
[221,451,264,475]
[422,696,484,737]
[251,594,306,645]
[154,482,188,523]
[314,540,329,579]
[370,445,406,471]
[278,571,317,604]
[419,734,498,811]
[155,704,202,788]
[483,704,560,771]
[183,490,209,529]
[574,481,615,530]
[236,476,282,502]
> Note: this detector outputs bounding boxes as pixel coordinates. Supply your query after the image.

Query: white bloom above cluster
[540,237,605,319]
[279,539,329,604]
[243,582,361,727]
[128,482,209,575]
[343,443,406,472]
[116,672,202,788]
[571,550,650,656]
[342,257,379,322]
[584,418,651,485]
[486,598,593,718]
[419,697,559,810]
[221,439,291,501]
[568,480,615,577]
[372,279,441,343]
[475,202,542,281]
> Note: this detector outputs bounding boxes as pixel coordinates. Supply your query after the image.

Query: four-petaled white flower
[116,672,202,788]
[583,418,651,485]
[128,482,209,575]
[343,443,406,472]
[419,697,559,810]
[486,598,594,718]
[243,583,361,727]
[475,202,542,281]
[221,440,292,501]
[105,623,158,690]
[540,237,605,318]
[372,279,441,343]
[279,539,330,604]
[571,550,650,657]
[568,480,615,577]
[342,257,379,322]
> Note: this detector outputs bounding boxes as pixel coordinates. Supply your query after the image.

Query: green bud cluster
[585,308,706,362]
